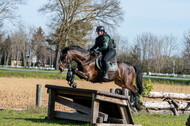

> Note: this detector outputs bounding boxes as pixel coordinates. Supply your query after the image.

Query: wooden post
[91,93,100,125]
[47,89,56,120]
[36,84,43,107]
[122,88,134,124]
[110,88,115,94]
[122,88,128,97]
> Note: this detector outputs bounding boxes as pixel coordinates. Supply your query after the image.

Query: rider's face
[97,31,104,36]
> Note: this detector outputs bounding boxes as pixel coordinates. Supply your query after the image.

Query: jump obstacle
[45,84,141,126]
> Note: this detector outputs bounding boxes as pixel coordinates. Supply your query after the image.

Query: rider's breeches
[102,49,116,73]
[102,49,116,62]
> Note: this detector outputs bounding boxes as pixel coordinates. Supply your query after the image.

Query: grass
[0,107,89,126]
[133,112,188,126]
[0,108,188,126]
[0,70,80,80]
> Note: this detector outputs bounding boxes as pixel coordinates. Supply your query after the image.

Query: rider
[90,26,116,79]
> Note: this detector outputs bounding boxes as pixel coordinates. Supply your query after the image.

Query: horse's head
[59,49,72,73]
[59,45,89,73]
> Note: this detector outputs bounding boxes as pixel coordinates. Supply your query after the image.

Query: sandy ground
[0,77,189,109]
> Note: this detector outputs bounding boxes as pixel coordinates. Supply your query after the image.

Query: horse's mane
[62,45,88,54]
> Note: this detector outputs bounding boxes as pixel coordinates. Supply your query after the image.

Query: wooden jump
[45,84,141,126]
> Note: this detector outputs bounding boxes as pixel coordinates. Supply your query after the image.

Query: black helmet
[96,26,105,32]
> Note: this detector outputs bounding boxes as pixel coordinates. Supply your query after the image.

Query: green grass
[0,108,89,126]
[0,70,80,80]
[133,112,188,126]
[0,108,188,126]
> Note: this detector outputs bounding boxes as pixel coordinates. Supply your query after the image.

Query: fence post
[36,84,43,107]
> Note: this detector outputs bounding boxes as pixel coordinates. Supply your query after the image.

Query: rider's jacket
[90,33,115,54]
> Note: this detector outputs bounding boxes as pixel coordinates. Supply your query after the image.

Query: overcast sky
[9,0,190,45]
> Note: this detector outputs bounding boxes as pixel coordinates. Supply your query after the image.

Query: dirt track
[0,77,189,109]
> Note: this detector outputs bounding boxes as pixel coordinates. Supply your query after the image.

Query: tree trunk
[16,49,19,66]
[6,53,10,66]
[22,51,26,67]
[54,45,61,70]
[4,53,7,66]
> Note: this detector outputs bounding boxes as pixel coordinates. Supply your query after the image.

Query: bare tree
[0,0,24,26]
[10,24,30,67]
[39,0,124,69]
[0,33,3,64]
[183,30,190,73]
[134,32,167,72]
[161,34,178,73]
[2,35,12,65]
[162,34,178,57]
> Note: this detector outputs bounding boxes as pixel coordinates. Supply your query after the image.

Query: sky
[9,0,190,45]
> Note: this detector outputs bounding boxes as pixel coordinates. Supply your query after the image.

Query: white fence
[143,72,190,78]
[0,65,55,70]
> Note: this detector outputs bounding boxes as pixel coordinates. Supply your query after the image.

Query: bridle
[60,50,101,68]
[60,52,71,68]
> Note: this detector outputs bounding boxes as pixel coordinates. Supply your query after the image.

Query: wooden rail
[146,92,190,100]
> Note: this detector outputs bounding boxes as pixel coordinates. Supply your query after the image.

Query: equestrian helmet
[96,26,105,32]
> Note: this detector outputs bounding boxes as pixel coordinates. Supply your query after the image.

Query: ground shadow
[5,117,89,126]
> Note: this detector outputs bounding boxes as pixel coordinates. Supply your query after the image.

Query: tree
[162,34,178,73]
[0,0,23,27]
[40,0,124,69]
[128,44,141,67]
[10,24,30,67]
[0,33,3,64]
[134,33,166,72]
[183,30,190,73]
[2,35,12,65]
[31,27,46,67]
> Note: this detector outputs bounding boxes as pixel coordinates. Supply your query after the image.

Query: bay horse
[59,45,143,109]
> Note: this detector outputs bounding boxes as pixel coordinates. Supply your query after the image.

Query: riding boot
[104,61,109,79]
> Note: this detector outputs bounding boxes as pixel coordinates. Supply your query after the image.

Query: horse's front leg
[73,69,89,81]
[66,68,77,88]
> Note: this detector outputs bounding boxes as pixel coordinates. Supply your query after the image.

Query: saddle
[95,56,118,72]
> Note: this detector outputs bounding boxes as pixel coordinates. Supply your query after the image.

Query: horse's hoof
[69,83,72,87]
[72,83,77,88]
[135,104,142,111]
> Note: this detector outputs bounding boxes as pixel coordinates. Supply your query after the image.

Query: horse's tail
[133,66,143,95]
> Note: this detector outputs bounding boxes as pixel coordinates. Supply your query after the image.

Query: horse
[59,45,143,109]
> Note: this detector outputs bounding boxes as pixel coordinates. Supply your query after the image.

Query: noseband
[60,52,70,68]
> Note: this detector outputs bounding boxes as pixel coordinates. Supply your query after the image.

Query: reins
[60,49,101,68]
[81,53,102,66]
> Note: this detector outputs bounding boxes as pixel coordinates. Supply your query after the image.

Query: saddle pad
[95,59,118,72]
[109,62,118,71]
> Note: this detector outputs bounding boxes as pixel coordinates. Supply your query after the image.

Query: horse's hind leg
[123,75,137,95]
[123,73,141,110]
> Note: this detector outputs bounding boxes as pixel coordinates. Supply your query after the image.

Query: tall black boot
[104,61,109,79]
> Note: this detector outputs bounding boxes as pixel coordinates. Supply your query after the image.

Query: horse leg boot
[134,95,141,110]
[68,69,77,88]
[103,61,109,79]
[134,88,141,111]
[66,67,72,85]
